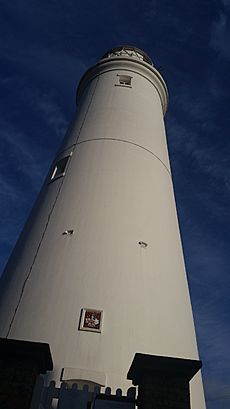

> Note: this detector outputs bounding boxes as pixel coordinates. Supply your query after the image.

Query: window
[117,74,132,87]
[51,155,70,181]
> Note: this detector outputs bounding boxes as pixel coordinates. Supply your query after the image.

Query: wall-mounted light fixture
[62,230,74,236]
[138,241,148,248]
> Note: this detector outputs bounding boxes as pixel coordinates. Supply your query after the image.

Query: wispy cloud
[222,0,230,7]
[168,114,230,189]
[205,379,230,407]
[34,93,68,138]
[183,233,230,407]
[0,116,53,271]
[196,299,230,407]
[0,122,46,185]
[210,12,230,59]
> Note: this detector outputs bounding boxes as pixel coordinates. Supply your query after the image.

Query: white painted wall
[0,48,206,408]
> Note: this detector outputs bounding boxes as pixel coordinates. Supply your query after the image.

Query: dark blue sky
[1,1,230,407]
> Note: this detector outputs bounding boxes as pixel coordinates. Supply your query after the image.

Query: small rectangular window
[118,75,132,86]
[51,156,70,181]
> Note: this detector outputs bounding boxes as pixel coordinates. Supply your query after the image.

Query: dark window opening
[118,75,132,86]
[51,156,70,181]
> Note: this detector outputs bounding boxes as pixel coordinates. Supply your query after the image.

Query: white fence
[39,381,136,409]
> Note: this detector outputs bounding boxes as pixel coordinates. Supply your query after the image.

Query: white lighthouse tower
[0,46,206,408]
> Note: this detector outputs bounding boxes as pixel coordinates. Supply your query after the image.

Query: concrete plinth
[0,338,53,409]
[127,353,202,409]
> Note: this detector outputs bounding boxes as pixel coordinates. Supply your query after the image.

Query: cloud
[0,40,86,95]
[185,237,230,406]
[0,123,45,185]
[0,3,88,99]
[35,94,68,138]
[168,114,227,184]
[166,76,230,207]
[210,12,230,59]
[196,299,230,406]
[221,0,230,8]
[0,116,52,271]
[205,379,230,405]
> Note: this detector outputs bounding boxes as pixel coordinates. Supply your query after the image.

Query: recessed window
[117,75,132,86]
[51,156,70,181]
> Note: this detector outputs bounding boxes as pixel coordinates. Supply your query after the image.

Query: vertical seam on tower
[5,76,100,338]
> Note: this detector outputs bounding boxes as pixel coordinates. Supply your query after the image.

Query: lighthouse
[0,46,206,408]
